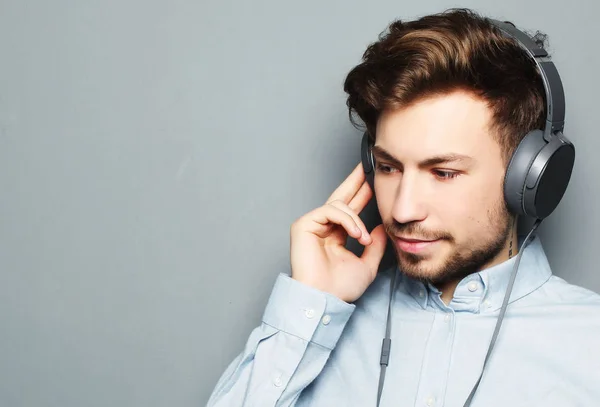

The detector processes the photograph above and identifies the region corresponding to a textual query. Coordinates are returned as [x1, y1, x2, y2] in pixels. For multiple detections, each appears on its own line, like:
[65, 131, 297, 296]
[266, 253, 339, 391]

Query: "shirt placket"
[413, 298, 457, 407]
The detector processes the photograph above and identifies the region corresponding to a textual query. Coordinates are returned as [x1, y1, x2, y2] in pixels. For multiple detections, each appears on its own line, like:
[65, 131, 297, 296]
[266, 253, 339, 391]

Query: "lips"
[394, 236, 441, 254]
[397, 237, 435, 243]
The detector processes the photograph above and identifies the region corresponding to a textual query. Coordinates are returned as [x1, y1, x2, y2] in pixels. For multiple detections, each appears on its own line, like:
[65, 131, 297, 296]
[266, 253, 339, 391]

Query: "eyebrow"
[371, 145, 474, 169]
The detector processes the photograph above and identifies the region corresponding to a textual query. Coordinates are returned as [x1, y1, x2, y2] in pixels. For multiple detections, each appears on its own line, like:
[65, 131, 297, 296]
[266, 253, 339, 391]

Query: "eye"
[376, 163, 398, 174]
[433, 170, 460, 180]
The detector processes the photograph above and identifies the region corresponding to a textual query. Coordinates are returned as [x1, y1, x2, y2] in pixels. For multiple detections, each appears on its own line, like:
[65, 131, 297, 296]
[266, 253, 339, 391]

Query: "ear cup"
[361, 132, 375, 190]
[524, 135, 575, 218]
[504, 130, 575, 219]
[504, 130, 548, 216]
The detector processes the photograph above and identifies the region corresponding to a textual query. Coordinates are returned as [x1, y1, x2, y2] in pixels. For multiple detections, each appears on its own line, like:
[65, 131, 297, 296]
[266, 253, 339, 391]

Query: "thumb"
[361, 224, 388, 276]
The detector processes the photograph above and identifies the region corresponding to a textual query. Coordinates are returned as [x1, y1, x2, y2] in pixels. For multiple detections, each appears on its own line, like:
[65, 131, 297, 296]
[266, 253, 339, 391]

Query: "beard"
[385, 200, 513, 287]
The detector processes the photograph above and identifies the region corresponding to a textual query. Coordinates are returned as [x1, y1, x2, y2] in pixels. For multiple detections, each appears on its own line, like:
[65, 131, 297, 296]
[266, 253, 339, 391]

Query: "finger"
[326, 162, 365, 205]
[328, 200, 372, 245]
[360, 224, 388, 278]
[305, 204, 363, 240]
[348, 180, 373, 213]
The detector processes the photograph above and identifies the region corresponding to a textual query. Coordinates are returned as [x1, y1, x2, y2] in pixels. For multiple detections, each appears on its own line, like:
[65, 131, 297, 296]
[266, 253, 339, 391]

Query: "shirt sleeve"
[206, 272, 356, 406]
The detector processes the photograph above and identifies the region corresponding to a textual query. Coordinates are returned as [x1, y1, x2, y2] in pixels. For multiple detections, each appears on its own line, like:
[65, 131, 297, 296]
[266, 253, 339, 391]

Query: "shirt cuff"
[262, 273, 356, 350]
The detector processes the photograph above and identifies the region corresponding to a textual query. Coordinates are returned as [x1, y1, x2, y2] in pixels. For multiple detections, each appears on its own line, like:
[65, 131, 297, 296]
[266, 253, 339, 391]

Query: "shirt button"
[444, 314, 451, 323]
[426, 396, 435, 406]
[468, 282, 479, 292]
[484, 300, 492, 308]
[273, 376, 282, 387]
[304, 309, 315, 319]
[322, 315, 331, 325]
[419, 290, 425, 297]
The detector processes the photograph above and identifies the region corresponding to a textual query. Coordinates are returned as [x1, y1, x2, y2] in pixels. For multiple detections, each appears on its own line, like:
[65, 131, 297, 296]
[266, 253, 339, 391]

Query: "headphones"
[361, 19, 575, 220]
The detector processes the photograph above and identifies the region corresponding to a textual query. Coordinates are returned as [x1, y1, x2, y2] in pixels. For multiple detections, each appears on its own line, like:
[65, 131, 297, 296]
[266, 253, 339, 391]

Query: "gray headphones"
[361, 19, 575, 220]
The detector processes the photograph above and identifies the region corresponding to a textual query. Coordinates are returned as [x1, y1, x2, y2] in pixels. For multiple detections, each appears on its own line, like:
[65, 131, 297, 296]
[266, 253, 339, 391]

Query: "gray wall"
[1, 0, 598, 406]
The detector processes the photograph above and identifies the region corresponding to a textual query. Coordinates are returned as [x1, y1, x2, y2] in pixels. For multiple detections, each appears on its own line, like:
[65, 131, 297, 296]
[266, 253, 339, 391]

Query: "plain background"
[1, 0, 598, 406]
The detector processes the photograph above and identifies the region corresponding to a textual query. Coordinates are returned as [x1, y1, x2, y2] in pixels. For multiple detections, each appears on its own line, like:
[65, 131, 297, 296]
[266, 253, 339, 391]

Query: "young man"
[207, 8, 600, 407]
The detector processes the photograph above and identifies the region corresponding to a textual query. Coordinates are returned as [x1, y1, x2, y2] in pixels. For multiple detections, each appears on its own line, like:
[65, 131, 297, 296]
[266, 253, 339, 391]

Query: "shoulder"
[537, 275, 600, 308]
[524, 275, 600, 332]
[523, 277, 600, 386]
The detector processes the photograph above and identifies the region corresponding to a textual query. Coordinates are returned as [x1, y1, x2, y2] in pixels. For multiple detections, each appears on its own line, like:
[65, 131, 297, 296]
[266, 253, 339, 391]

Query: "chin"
[395, 239, 506, 286]
[396, 255, 447, 283]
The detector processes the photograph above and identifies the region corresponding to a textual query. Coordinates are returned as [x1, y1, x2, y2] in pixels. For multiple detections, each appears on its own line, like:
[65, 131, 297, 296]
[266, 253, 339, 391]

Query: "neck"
[438, 219, 519, 305]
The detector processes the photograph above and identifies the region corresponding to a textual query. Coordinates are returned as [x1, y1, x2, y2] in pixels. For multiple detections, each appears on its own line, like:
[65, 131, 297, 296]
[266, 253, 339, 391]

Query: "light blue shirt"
[207, 235, 600, 406]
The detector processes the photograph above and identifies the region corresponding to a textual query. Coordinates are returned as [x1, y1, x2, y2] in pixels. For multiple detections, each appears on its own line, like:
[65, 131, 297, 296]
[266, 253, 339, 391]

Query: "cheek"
[434, 190, 476, 226]
[374, 177, 407, 225]
[434, 177, 503, 227]
[374, 184, 394, 219]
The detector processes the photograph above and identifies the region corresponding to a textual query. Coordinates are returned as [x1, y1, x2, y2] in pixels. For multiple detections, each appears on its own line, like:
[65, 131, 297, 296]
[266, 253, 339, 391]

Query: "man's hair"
[344, 8, 548, 163]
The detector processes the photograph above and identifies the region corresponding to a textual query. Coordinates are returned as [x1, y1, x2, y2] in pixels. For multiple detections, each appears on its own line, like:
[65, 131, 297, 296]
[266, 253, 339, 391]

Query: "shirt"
[206, 235, 600, 406]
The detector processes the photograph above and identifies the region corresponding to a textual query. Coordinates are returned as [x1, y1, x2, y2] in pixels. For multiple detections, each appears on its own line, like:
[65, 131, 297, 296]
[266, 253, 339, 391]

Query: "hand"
[290, 162, 388, 303]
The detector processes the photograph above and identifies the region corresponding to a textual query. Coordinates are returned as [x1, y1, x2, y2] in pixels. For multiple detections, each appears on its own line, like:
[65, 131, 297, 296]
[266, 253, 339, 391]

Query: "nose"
[391, 170, 427, 225]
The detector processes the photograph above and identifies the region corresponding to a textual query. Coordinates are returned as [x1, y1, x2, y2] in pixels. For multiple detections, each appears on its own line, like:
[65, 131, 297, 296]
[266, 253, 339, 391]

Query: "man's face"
[373, 90, 513, 286]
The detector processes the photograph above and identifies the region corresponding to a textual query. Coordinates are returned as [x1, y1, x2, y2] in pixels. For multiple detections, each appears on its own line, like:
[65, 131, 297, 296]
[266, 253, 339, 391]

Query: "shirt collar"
[403, 234, 552, 313]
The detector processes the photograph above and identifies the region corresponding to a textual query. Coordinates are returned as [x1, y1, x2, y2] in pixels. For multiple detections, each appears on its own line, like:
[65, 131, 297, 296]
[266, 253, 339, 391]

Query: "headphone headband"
[489, 19, 566, 140]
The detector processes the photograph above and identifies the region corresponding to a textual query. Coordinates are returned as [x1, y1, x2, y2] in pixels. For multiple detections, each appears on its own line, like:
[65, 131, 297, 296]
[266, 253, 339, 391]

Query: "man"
[207, 8, 600, 407]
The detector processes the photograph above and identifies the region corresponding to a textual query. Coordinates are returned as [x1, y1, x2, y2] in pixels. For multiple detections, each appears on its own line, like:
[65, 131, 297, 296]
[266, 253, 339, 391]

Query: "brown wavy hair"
[343, 8, 548, 163]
